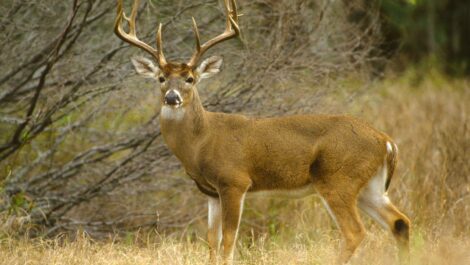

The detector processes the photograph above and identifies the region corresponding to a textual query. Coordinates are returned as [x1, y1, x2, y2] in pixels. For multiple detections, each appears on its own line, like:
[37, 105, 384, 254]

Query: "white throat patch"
[160, 105, 185, 121]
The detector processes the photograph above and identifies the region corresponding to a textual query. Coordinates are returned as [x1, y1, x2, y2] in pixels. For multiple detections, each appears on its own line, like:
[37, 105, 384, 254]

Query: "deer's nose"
[164, 89, 182, 106]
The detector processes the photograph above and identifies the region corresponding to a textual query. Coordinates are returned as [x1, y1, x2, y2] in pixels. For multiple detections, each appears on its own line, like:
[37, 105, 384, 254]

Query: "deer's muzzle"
[164, 89, 182, 107]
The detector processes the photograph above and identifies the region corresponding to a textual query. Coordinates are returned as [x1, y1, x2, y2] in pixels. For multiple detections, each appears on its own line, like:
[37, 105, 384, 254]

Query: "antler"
[187, 0, 240, 68]
[114, 0, 167, 67]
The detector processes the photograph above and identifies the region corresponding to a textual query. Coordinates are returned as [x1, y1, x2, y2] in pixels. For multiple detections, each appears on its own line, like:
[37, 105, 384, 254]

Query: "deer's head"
[115, 0, 239, 111]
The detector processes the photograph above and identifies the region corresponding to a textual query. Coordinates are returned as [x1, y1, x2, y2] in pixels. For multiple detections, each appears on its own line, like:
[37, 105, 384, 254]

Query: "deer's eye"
[158, 76, 165, 83]
[186, 77, 194, 83]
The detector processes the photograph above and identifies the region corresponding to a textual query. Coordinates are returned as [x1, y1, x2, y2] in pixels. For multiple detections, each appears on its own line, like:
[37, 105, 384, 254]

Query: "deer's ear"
[196, 56, 223, 80]
[131, 57, 159, 79]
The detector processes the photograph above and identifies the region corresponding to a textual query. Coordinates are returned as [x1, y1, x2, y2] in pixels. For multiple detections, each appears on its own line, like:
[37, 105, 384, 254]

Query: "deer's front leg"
[219, 186, 247, 265]
[208, 196, 222, 264]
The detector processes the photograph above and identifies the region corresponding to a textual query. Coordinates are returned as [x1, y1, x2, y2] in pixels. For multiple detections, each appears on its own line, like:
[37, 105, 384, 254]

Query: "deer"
[114, 0, 411, 264]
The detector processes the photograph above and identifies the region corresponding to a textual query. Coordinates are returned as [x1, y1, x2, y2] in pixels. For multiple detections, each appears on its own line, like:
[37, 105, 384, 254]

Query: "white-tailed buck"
[115, 0, 411, 264]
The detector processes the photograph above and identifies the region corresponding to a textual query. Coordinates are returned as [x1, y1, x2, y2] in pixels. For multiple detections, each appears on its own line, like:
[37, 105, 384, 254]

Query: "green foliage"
[378, 0, 470, 75]
[8, 191, 34, 215]
[381, 0, 414, 28]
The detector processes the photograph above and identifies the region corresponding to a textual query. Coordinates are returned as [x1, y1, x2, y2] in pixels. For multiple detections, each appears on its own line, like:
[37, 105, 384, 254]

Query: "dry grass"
[1, 72, 469, 265]
[1, 227, 469, 265]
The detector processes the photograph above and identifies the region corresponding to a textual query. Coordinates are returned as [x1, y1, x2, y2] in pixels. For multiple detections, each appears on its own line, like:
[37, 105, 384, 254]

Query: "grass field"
[1, 227, 469, 265]
[1, 72, 469, 265]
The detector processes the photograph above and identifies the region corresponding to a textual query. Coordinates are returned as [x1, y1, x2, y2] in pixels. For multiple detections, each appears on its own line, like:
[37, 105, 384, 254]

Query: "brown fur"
[123, 51, 413, 263]
[156, 75, 411, 264]
[160, 63, 193, 76]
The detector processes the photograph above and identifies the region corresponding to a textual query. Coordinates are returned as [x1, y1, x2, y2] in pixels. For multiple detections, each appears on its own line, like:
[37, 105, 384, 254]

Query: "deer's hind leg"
[316, 177, 366, 265]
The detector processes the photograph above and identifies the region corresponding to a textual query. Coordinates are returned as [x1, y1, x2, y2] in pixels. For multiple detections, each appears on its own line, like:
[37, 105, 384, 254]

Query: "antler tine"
[128, 0, 138, 36]
[191, 17, 202, 54]
[156, 23, 168, 66]
[114, 0, 167, 67]
[228, 0, 240, 35]
[187, 0, 240, 68]
[226, 0, 239, 29]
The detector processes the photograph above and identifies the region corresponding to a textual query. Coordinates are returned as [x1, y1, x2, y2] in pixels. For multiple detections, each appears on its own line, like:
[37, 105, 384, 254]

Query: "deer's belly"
[247, 184, 317, 199]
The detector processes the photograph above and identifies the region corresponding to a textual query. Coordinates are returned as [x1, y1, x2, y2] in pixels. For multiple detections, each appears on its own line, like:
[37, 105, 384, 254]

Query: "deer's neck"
[159, 90, 208, 167]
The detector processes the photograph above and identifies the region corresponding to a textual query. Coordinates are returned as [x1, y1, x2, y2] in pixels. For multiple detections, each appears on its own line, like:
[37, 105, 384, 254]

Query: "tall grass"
[1, 227, 469, 265]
